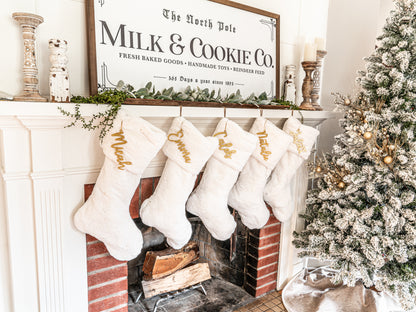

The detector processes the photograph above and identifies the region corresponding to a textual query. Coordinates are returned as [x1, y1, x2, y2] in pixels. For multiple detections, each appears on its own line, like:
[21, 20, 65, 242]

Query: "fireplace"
[83, 172, 282, 311]
[0, 102, 332, 312]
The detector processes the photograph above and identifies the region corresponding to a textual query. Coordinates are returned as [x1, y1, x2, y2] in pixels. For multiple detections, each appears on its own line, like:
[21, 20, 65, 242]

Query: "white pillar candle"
[314, 37, 326, 51]
[303, 43, 317, 62]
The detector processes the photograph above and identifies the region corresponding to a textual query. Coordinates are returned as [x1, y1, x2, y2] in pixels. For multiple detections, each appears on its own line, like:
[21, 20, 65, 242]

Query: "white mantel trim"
[1, 100, 336, 120]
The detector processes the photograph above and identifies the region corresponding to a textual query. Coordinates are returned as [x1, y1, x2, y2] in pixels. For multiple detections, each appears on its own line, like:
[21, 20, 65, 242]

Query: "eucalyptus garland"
[59, 81, 297, 141]
[58, 89, 127, 142]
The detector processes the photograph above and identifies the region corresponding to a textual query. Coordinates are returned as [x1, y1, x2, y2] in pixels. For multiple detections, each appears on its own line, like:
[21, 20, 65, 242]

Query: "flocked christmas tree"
[293, 0, 416, 309]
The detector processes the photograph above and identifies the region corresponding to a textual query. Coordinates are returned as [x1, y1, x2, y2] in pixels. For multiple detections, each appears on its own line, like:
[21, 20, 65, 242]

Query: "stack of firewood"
[141, 241, 211, 298]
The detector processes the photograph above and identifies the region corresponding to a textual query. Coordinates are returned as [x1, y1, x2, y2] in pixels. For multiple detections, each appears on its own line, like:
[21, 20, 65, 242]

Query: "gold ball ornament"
[315, 166, 322, 173]
[363, 131, 373, 140]
[389, 145, 395, 151]
[344, 98, 351, 106]
[383, 156, 393, 165]
[337, 181, 346, 189]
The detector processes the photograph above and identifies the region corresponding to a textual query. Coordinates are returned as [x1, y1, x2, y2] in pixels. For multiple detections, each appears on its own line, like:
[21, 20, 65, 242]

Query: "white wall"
[0, 0, 330, 98]
[378, 0, 395, 36]
[1, 0, 89, 97]
[318, 0, 387, 152]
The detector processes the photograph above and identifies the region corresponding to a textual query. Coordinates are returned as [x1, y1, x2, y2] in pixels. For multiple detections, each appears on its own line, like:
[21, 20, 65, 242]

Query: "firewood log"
[142, 241, 199, 280]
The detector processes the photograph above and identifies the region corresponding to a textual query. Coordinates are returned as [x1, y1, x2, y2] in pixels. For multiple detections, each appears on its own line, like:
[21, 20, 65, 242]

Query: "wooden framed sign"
[86, 0, 280, 98]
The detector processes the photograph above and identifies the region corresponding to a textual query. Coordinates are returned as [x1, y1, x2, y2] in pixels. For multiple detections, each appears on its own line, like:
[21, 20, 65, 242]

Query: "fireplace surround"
[83, 175, 282, 311]
[0, 101, 334, 312]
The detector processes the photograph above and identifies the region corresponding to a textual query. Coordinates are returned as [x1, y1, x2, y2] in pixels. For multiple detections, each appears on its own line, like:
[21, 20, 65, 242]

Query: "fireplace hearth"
[128, 277, 254, 312]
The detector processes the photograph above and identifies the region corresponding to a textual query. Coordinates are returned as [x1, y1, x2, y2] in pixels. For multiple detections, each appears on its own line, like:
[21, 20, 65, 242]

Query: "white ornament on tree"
[228, 117, 293, 229]
[186, 118, 257, 240]
[49, 39, 70, 102]
[74, 110, 166, 261]
[264, 117, 319, 221]
[140, 117, 217, 249]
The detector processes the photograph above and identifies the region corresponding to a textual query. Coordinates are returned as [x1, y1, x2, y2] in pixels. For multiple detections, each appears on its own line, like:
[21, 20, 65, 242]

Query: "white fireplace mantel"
[0, 101, 338, 312]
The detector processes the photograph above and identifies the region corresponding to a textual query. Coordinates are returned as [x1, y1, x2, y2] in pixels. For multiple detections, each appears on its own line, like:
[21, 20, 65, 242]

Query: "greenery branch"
[59, 81, 299, 142]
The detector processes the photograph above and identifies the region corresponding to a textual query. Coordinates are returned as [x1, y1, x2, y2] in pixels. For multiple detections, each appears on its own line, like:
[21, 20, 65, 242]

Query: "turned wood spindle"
[13, 12, 47, 102]
[49, 39, 70, 102]
[299, 61, 317, 110]
[311, 50, 327, 111]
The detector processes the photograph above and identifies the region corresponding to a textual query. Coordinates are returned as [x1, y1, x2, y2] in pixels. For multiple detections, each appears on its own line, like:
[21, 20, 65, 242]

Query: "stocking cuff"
[211, 118, 257, 171]
[283, 117, 320, 160]
[101, 109, 166, 174]
[249, 117, 293, 170]
[163, 117, 217, 174]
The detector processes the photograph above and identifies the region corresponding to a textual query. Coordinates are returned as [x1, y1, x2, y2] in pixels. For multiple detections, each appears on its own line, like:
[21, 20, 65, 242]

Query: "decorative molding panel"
[33, 180, 65, 312]
[18, 116, 68, 130]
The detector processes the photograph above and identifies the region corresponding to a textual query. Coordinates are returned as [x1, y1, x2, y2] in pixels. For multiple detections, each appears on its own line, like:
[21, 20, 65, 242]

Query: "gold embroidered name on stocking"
[168, 129, 191, 163]
[289, 128, 306, 154]
[214, 131, 236, 159]
[111, 129, 132, 170]
[257, 131, 272, 161]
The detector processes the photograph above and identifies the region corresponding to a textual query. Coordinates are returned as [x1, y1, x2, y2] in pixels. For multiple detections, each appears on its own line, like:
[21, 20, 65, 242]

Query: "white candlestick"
[314, 37, 326, 51]
[304, 43, 317, 62]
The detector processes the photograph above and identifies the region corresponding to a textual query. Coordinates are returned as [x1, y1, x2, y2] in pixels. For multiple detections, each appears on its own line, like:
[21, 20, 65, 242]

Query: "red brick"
[258, 253, 279, 268]
[89, 292, 128, 312]
[257, 272, 277, 288]
[246, 268, 277, 288]
[257, 263, 278, 278]
[259, 234, 280, 248]
[88, 279, 127, 302]
[84, 184, 94, 201]
[129, 186, 140, 219]
[255, 282, 277, 297]
[247, 262, 278, 280]
[86, 234, 99, 244]
[140, 178, 153, 202]
[266, 214, 279, 226]
[88, 265, 127, 287]
[258, 244, 279, 258]
[87, 242, 108, 258]
[259, 224, 281, 237]
[87, 255, 126, 273]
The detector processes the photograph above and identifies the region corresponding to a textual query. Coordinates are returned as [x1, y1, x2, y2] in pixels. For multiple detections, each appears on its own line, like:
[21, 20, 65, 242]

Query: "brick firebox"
[83, 177, 282, 312]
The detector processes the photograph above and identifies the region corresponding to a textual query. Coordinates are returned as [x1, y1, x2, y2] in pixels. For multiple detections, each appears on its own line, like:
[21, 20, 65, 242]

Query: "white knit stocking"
[228, 117, 293, 229]
[186, 118, 257, 240]
[264, 117, 319, 222]
[140, 117, 217, 249]
[74, 110, 166, 261]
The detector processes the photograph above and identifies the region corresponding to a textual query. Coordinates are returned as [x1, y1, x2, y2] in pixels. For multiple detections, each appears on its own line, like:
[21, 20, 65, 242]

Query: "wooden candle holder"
[311, 50, 327, 111]
[13, 12, 47, 102]
[299, 61, 317, 110]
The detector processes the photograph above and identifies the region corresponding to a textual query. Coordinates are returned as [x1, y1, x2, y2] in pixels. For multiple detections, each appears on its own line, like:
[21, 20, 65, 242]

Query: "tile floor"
[234, 291, 288, 312]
